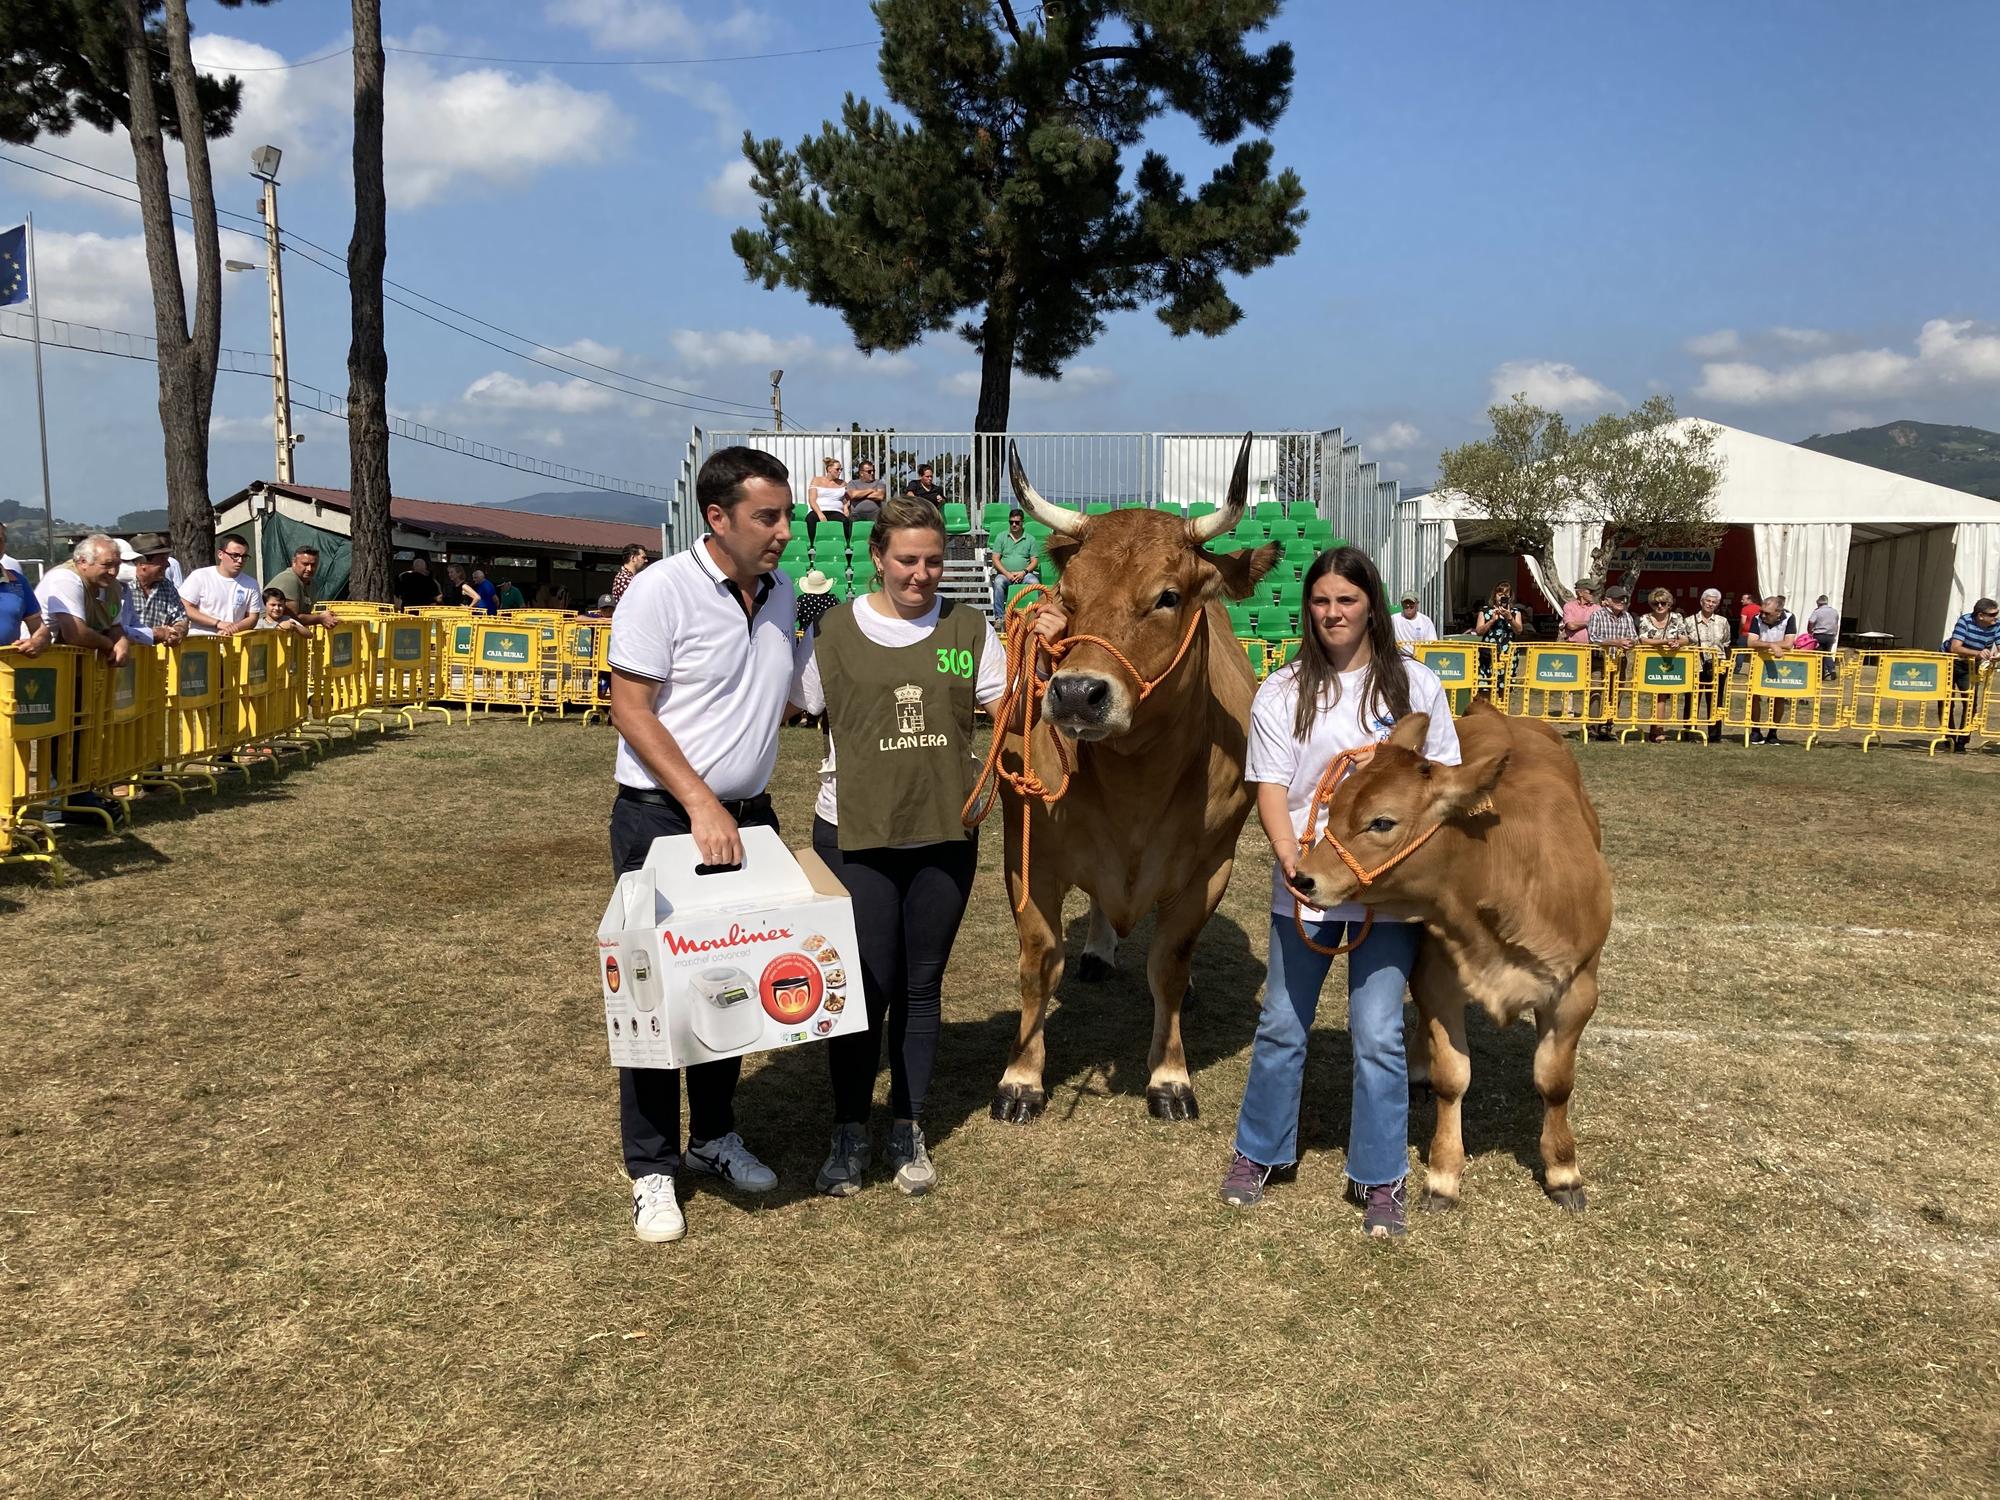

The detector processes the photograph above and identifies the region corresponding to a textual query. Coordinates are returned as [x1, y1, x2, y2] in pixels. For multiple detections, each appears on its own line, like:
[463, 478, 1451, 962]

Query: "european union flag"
[0, 224, 27, 308]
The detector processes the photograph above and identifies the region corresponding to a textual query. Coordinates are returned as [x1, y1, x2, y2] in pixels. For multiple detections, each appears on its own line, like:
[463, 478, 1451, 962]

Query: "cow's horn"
[1008, 443, 1085, 536]
[1188, 433, 1255, 544]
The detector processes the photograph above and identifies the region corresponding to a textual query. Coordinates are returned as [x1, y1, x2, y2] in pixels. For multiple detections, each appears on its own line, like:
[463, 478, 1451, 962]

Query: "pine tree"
[733, 0, 1306, 443]
[345, 0, 392, 603]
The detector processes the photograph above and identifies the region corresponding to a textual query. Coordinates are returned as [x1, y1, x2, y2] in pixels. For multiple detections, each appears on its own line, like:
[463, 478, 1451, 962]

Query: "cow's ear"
[1385, 713, 1430, 752]
[1207, 542, 1281, 601]
[1044, 534, 1081, 575]
[1433, 749, 1508, 821]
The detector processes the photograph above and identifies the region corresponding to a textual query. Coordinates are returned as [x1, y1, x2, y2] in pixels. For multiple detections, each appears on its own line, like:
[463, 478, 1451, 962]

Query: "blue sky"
[3, 0, 1997, 522]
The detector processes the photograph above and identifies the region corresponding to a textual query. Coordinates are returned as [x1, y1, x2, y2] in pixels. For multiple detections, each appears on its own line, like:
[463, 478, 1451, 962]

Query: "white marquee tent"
[1419, 420, 2000, 646]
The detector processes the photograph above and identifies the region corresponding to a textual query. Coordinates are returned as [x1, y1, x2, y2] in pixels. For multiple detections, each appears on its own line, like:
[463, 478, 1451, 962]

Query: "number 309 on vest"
[936, 647, 975, 678]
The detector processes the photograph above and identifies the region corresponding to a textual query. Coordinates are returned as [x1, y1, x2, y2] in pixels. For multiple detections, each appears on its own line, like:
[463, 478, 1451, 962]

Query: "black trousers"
[610, 792, 779, 1177]
[811, 817, 977, 1124]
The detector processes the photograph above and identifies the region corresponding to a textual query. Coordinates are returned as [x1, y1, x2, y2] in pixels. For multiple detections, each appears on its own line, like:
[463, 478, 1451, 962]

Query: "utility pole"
[251, 145, 297, 485]
[770, 368, 784, 432]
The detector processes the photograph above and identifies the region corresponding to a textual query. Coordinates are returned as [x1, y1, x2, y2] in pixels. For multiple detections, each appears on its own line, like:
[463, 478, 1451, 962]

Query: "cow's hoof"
[989, 1085, 1046, 1124]
[1076, 952, 1114, 982]
[1420, 1190, 1459, 1214]
[1546, 1184, 1588, 1213]
[1145, 1083, 1199, 1121]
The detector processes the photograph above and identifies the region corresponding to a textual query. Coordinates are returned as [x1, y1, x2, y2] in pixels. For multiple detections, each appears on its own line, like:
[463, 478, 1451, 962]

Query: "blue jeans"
[1233, 913, 1422, 1185]
[991, 576, 1013, 622]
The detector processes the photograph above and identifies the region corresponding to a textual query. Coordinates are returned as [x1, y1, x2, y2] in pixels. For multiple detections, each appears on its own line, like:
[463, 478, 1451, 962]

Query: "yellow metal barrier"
[1502, 645, 1616, 732]
[1968, 660, 1998, 748]
[564, 620, 612, 724]
[1411, 640, 1487, 714]
[375, 616, 453, 726]
[464, 620, 547, 721]
[221, 632, 301, 769]
[1849, 651, 1958, 755]
[1721, 648, 1837, 748]
[163, 637, 235, 785]
[82, 647, 173, 808]
[308, 622, 380, 737]
[1, 645, 82, 875]
[1608, 647, 1711, 743]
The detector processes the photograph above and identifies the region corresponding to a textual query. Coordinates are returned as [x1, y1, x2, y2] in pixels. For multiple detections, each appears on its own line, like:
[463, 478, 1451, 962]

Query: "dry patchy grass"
[3, 721, 1997, 1498]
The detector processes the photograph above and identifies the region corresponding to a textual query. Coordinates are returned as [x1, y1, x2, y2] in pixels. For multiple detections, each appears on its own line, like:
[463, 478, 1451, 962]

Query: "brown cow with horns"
[990, 435, 1278, 1122]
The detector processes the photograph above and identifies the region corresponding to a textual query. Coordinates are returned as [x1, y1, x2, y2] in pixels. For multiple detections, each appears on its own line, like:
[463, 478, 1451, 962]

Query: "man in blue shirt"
[1945, 596, 1999, 752]
[467, 567, 499, 615]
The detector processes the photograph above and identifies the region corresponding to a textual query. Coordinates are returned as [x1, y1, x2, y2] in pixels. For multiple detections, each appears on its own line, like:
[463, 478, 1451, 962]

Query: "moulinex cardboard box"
[596, 826, 866, 1069]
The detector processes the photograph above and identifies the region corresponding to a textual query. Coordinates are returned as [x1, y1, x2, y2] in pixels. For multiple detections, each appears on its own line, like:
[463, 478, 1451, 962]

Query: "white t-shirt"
[808, 479, 848, 517]
[607, 539, 797, 800]
[1391, 611, 1438, 645]
[36, 568, 155, 645]
[1246, 656, 1461, 923]
[180, 565, 263, 634]
[792, 596, 1006, 828]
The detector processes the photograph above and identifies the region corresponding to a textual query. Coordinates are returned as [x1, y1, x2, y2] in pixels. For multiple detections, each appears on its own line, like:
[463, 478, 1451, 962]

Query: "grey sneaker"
[1361, 1178, 1408, 1238]
[1219, 1151, 1273, 1207]
[815, 1122, 871, 1197]
[681, 1132, 777, 1194]
[888, 1120, 936, 1196]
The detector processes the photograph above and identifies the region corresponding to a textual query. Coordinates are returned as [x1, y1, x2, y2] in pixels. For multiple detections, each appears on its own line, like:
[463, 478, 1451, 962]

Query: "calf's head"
[1010, 436, 1276, 739]
[1290, 714, 1508, 909]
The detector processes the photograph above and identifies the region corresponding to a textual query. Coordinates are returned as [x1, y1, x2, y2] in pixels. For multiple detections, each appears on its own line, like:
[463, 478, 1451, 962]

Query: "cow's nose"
[1293, 872, 1315, 896]
[1049, 674, 1110, 717]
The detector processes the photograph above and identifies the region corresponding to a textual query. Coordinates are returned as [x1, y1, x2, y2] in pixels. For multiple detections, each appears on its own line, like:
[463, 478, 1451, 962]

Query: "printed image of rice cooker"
[689, 966, 763, 1055]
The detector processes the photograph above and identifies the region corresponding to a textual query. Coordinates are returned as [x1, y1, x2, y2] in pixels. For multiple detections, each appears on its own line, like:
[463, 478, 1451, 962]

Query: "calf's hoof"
[989, 1084, 1047, 1124]
[1546, 1184, 1588, 1213]
[1420, 1190, 1459, 1213]
[1145, 1083, 1199, 1121]
[1076, 952, 1114, 982]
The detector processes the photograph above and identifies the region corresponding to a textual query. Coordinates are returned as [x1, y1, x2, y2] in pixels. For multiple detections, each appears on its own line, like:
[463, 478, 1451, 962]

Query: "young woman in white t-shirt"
[1222, 546, 1461, 1237]
[806, 456, 849, 548]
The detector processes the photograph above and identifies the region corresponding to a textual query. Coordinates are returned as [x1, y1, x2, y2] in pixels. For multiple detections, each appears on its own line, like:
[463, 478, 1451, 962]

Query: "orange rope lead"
[1291, 745, 1450, 957]
[962, 586, 1207, 912]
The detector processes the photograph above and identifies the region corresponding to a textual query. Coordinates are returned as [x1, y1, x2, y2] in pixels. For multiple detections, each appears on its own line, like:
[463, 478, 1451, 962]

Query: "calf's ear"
[1207, 542, 1281, 600]
[1385, 713, 1431, 752]
[1432, 749, 1508, 821]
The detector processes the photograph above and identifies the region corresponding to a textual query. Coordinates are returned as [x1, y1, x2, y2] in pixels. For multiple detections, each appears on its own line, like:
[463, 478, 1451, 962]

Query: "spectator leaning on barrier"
[394, 554, 442, 609]
[0, 528, 52, 655]
[1685, 588, 1732, 744]
[605, 444, 798, 1244]
[1585, 587, 1636, 740]
[128, 533, 187, 645]
[256, 587, 311, 635]
[1945, 596, 2000, 754]
[1635, 588, 1689, 743]
[612, 544, 650, 608]
[1391, 591, 1438, 647]
[1744, 596, 1799, 745]
[268, 545, 339, 629]
[38, 535, 133, 663]
[181, 537, 262, 636]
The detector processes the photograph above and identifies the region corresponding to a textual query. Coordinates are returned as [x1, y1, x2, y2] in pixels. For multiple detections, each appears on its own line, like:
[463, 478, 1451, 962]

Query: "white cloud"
[1769, 325, 1833, 350]
[1489, 360, 1622, 412]
[670, 326, 913, 376]
[461, 370, 629, 414]
[1684, 329, 1741, 358]
[703, 158, 759, 217]
[209, 410, 276, 443]
[1693, 318, 2000, 406]
[943, 365, 1116, 400]
[1364, 421, 1422, 454]
[545, 0, 771, 53]
[26, 227, 250, 326]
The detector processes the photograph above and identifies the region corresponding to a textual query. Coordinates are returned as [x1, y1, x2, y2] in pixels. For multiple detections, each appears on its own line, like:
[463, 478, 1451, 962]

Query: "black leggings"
[811, 817, 977, 1123]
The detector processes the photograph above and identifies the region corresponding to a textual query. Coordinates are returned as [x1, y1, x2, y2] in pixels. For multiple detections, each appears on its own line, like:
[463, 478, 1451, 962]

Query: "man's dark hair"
[697, 446, 791, 519]
[292, 544, 320, 560]
[622, 543, 648, 563]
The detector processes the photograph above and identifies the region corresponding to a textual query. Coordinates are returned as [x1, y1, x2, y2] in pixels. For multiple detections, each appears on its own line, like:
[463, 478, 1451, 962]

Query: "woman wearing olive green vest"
[791, 496, 1062, 1197]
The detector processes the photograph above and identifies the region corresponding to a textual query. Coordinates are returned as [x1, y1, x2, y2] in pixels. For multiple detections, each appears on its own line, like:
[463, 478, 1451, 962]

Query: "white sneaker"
[631, 1173, 686, 1243]
[681, 1132, 778, 1193]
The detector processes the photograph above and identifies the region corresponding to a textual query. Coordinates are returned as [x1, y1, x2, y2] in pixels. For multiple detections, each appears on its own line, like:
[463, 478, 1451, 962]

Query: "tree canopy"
[732, 0, 1307, 433]
[1437, 394, 1725, 601]
[0, 1, 245, 146]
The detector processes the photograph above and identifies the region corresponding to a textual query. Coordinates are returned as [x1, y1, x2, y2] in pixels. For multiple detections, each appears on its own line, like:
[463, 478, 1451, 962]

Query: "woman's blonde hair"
[1648, 587, 1674, 606]
[867, 496, 947, 560]
[823, 455, 841, 470]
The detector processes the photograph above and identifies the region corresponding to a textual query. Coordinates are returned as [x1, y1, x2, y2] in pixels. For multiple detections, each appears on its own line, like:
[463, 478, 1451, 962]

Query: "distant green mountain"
[484, 489, 664, 527]
[1797, 420, 2000, 500]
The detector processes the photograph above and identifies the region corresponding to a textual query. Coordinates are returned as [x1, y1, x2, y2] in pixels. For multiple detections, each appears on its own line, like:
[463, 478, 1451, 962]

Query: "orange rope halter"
[962, 584, 1208, 912]
[1289, 745, 1451, 957]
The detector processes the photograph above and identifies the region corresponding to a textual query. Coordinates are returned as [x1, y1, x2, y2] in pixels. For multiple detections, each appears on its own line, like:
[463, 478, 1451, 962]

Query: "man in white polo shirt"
[179, 535, 262, 636]
[607, 445, 797, 1244]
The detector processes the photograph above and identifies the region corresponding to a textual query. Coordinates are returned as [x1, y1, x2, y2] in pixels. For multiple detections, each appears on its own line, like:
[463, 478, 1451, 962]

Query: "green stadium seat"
[1277, 581, 1304, 612]
[1024, 519, 1053, 542]
[1253, 501, 1285, 523]
[1265, 518, 1302, 542]
[792, 502, 810, 523]
[941, 503, 971, 535]
[1281, 540, 1316, 567]
[1230, 522, 1267, 548]
[849, 520, 874, 550]
[1084, 502, 1115, 517]
[1186, 501, 1219, 520]
[1286, 501, 1318, 520]
[1255, 609, 1293, 642]
[1225, 601, 1254, 634]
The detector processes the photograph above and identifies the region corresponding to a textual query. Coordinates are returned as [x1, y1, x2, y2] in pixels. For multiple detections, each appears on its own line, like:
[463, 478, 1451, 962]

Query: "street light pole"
[251, 145, 297, 486]
[770, 368, 784, 433]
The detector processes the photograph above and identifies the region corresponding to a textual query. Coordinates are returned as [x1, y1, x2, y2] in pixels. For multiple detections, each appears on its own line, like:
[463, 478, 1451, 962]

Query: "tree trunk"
[345, 0, 393, 604]
[971, 272, 1017, 509]
[117, 0, 212, 570]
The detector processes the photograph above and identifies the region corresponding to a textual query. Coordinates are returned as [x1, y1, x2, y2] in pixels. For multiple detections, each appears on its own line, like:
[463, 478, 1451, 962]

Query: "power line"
[11, 142, 772, 417]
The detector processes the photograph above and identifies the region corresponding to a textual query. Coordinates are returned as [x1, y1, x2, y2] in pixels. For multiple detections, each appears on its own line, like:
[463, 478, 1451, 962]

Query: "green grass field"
[4, 719, 1997, 1498]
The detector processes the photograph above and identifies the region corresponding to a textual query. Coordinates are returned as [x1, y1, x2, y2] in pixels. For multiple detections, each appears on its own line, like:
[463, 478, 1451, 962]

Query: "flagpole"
[25, 212, 55, 568]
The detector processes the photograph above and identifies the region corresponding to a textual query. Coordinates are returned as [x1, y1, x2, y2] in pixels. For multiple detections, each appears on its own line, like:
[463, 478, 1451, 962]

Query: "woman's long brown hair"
[1291, 545, 1412, 741]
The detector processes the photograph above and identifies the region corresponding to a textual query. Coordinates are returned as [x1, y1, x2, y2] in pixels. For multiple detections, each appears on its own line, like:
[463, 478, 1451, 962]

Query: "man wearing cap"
[606, 445, 797, 1244]
[127, 533, 188, 645]
[795, 568, 838, 635]
[1390, 591, 1437, 648]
